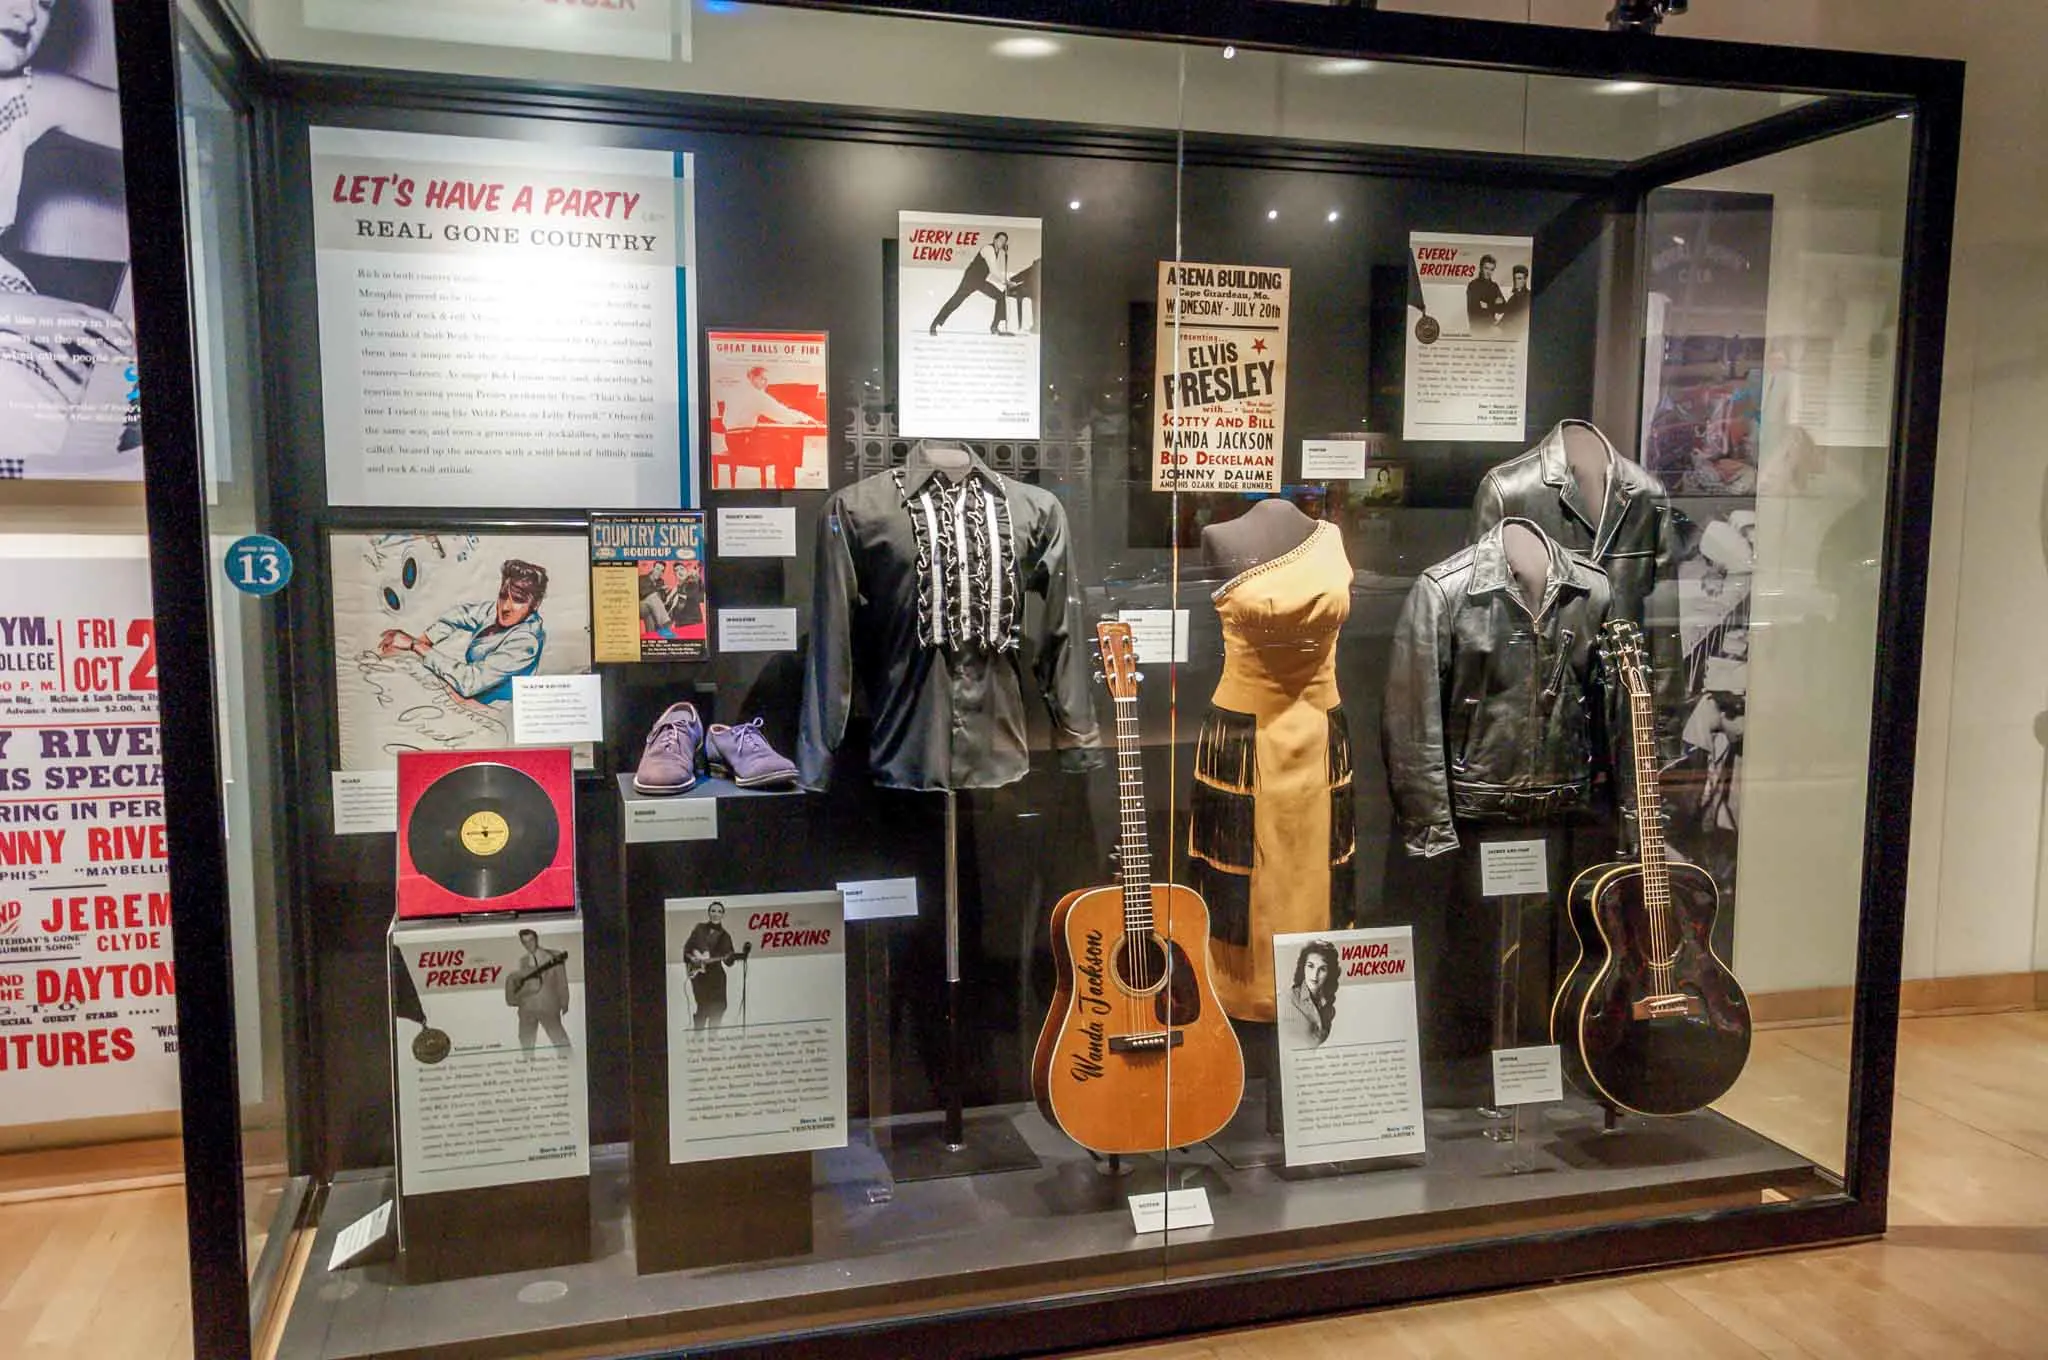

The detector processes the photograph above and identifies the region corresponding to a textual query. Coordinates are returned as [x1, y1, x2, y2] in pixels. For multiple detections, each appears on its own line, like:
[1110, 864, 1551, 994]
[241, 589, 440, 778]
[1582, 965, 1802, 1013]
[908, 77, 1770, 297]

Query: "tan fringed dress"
[1188, 520, 1357, 1022]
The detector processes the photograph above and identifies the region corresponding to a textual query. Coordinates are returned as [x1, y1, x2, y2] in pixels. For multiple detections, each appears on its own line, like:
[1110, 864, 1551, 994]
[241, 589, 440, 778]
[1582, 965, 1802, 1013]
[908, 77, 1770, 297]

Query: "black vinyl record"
[406, 762, 562, 902]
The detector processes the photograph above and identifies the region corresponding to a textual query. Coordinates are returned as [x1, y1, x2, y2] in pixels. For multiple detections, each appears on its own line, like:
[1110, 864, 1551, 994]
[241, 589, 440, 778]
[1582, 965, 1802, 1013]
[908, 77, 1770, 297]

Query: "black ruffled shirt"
[798, 444, 1101, 791]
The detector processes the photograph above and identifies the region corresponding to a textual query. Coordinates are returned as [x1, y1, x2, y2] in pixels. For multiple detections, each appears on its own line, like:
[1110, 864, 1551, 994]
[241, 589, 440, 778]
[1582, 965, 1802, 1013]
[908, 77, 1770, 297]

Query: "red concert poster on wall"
[0, 542, 175, 1121]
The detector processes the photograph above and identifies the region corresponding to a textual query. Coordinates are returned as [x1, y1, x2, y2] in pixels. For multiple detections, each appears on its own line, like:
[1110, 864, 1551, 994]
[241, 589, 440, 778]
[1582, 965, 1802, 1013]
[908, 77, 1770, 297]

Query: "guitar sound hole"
[1114, 933, 1169, 994]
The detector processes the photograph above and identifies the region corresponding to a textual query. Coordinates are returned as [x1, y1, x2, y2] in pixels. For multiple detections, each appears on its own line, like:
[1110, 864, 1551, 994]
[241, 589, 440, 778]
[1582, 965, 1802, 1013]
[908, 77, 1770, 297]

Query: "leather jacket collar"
[1465, 517, 1604, 617]
[1529, 419, 1636, 556]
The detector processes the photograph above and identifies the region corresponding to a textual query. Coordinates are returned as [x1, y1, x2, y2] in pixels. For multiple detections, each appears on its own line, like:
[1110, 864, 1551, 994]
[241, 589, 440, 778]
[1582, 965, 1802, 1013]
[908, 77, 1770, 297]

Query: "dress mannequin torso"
[1202, 498, 1318, 575]
[1501, 520, 1550, 614]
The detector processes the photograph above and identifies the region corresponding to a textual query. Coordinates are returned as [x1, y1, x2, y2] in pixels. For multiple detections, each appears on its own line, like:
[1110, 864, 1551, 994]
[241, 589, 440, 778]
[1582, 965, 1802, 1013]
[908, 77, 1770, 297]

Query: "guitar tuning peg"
[1134, 671, 1145, 684]
[1092, 670, 1105, 683]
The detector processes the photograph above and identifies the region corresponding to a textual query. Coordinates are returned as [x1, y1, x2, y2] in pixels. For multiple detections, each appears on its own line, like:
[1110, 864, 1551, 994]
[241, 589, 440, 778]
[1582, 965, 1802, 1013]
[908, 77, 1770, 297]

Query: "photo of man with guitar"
[682, 902, 752, 1030]
[506, 927, 572, 1056]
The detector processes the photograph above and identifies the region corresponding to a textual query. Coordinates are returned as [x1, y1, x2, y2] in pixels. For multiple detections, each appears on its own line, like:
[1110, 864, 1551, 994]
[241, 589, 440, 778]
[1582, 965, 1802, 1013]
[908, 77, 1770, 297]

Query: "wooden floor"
[5, 1012, 2048, 1358]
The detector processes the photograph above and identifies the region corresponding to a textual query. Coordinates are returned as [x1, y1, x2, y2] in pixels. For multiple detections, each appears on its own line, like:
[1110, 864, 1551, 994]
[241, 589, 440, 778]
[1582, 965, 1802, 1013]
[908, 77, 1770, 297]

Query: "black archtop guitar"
[1551, 620, 1752, 1117]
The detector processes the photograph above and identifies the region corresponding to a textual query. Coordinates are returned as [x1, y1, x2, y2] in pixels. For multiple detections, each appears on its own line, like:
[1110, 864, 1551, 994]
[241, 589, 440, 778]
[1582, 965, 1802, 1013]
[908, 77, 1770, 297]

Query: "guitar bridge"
[1108, 1031, 1184, 1054]
[1632, 993, 1702, 1021]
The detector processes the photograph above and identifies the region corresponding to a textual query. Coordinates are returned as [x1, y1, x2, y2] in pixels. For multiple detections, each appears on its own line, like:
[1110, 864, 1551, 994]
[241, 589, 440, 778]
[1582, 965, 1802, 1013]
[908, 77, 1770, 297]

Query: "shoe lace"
[649, 721, 689, 755]
[727, 717, 770, 755]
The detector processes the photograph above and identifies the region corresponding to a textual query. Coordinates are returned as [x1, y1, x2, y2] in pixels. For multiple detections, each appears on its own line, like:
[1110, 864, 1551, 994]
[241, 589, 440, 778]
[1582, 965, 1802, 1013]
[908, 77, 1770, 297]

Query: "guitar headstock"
[1094, 620, 1141, 701]
[1598, 619, 1651, 700]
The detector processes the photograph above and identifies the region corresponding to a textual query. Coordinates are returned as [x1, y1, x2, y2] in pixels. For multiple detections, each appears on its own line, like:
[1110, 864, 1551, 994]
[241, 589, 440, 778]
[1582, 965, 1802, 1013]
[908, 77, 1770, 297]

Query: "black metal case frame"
[117, 0, 1962, 1356]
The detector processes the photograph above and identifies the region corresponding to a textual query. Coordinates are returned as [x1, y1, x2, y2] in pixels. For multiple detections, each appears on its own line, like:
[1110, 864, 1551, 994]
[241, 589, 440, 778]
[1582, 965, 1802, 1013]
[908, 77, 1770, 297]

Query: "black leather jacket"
[1473, 419, 1684, 765]
[1471, 420, 1675, 626]
[1381, 520, 1614, 858]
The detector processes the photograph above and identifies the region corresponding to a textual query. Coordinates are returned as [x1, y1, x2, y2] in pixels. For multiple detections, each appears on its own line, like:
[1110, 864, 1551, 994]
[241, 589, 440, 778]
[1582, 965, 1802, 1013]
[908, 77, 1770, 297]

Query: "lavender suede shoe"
[705, 718, 798, 788]
[633, 701, 703, 795]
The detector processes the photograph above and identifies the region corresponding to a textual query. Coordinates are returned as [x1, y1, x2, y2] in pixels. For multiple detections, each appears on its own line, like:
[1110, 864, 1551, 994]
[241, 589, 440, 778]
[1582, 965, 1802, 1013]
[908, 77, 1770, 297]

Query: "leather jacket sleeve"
[1025, 497, 1103, 761]
[797, 499, 860, 790]
[1381, 572, 1459, 858]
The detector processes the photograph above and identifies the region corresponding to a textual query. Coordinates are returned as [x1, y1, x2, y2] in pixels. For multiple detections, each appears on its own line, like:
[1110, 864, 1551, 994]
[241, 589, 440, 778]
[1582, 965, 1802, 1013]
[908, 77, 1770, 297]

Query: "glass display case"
[116, 1, 1961, 1355]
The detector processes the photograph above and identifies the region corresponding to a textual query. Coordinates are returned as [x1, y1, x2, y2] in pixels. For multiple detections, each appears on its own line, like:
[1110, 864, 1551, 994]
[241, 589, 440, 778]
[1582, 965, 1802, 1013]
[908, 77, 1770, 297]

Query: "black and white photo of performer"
[1279, 939, 1341, 1051]
[505, 927, 572, 1056]
[0, 0, 135, 480]
[1466, 253, 1507, 332]
[928, 230, 1013, 336]
[1499, 264, 1532, 336]
[682, 901, 751, 1030]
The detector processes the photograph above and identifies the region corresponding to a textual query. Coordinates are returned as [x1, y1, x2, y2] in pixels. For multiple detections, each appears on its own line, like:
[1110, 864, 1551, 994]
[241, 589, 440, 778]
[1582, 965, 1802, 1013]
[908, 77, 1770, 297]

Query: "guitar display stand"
[879, 790, 1042, 1183]
[1488, 888, 1542, 1174]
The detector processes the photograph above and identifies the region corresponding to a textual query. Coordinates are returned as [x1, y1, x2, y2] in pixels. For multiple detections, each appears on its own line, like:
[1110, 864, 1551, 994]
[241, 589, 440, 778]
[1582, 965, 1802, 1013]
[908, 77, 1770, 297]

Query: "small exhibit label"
[332, 770, 398, 835]
[1128, 1188, 1214, 1235]
[1300, 439, 1371, 481]
[837, 876, 919, 922]
[512, 674, 605, 745]
[327, 1200, 393, 1272]
[1479, 838, 1548, 896]
[1118, 608, 1190, 665]
[718, 607, 798, 653]
[717, 507, 798, 558]
[624, 796, 718, 843]
[1491, 1044, 1565, 1107]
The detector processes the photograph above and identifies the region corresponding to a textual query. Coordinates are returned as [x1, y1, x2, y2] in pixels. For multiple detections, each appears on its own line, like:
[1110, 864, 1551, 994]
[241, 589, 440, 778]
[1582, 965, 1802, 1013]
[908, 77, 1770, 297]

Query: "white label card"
[1128, 1188, 1215, 1235]
[512, 674, 605, 745]
[1118, 609, 1190, 665]
[1492, 1044, 1565, 1106]
[838, 877, 919, 922]
[624, 796, 719, 843]
[718, 608, 799, 653]
[332, 770, 399, 835]
[327, 1200, 394, 1272]
[717, 507, 799, 558]
[1300, 439, 1370, 481]
[1479, 839, 1548, 896]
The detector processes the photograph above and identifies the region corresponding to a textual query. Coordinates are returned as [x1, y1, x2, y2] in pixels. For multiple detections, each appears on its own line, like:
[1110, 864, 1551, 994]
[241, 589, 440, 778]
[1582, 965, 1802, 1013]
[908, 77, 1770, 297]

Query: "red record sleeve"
[395, 747, 577, 918]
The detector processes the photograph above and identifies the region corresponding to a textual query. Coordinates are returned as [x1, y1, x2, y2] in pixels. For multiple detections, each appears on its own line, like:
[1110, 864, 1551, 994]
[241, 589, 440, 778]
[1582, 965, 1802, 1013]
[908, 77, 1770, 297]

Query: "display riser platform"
[277, 1098, 1833, 1360]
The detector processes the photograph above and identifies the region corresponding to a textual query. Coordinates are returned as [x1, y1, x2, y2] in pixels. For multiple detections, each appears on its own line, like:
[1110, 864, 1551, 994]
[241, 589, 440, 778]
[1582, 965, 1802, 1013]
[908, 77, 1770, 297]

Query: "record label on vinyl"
[407, 763, 562, 902]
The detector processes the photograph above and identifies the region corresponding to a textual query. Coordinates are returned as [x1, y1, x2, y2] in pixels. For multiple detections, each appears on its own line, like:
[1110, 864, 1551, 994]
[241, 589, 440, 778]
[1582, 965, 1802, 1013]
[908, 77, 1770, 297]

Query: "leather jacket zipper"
[1543, 628, 1575, 699]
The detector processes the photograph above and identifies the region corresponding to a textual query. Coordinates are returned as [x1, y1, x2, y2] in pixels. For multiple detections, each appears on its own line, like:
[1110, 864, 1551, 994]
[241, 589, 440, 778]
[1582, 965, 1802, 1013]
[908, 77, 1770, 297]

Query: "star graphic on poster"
[1252, 338, 1268, 353]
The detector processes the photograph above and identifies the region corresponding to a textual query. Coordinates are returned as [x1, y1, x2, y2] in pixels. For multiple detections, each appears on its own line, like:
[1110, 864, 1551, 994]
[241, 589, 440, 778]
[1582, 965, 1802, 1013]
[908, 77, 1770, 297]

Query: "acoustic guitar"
[1551, 620, 1751, 1117]
[1031, 621, 1245, 1154]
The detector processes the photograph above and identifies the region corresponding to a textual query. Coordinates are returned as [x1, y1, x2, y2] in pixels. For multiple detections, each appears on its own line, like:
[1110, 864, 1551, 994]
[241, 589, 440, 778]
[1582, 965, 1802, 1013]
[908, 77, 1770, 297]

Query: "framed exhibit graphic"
[328, 529, 595, 774]
[308, 128, 701, 509]
[107, 1, 1963, 1356]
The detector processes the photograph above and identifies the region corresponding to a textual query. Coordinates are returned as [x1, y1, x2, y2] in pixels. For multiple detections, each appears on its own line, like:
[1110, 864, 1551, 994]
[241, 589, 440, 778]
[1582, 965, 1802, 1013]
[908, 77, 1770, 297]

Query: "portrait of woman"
[1280, 939, 1341, 1050]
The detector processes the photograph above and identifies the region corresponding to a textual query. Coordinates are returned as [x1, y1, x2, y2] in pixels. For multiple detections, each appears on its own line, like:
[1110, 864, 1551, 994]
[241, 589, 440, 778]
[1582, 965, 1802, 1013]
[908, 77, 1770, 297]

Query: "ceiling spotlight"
[1326, 210, 1340, 223]
[1266, 208, 1279, 220]
[1223, 45, 1237, 60]
[1607, 0, 1687, 32]
[991, 35, 1061, 59]
[1068, 199, 1081, 210]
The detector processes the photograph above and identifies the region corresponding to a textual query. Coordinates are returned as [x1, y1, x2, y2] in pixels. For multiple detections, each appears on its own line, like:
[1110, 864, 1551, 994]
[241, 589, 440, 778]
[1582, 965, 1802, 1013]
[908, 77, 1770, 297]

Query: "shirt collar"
[902, 440, 1000, 497]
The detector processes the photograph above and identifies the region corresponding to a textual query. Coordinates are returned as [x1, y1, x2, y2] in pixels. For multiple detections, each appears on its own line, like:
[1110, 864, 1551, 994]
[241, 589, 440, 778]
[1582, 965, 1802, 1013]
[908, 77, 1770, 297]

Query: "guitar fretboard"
[1629, 673, 1675, 993]
[1114, 694, 1154, 939]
